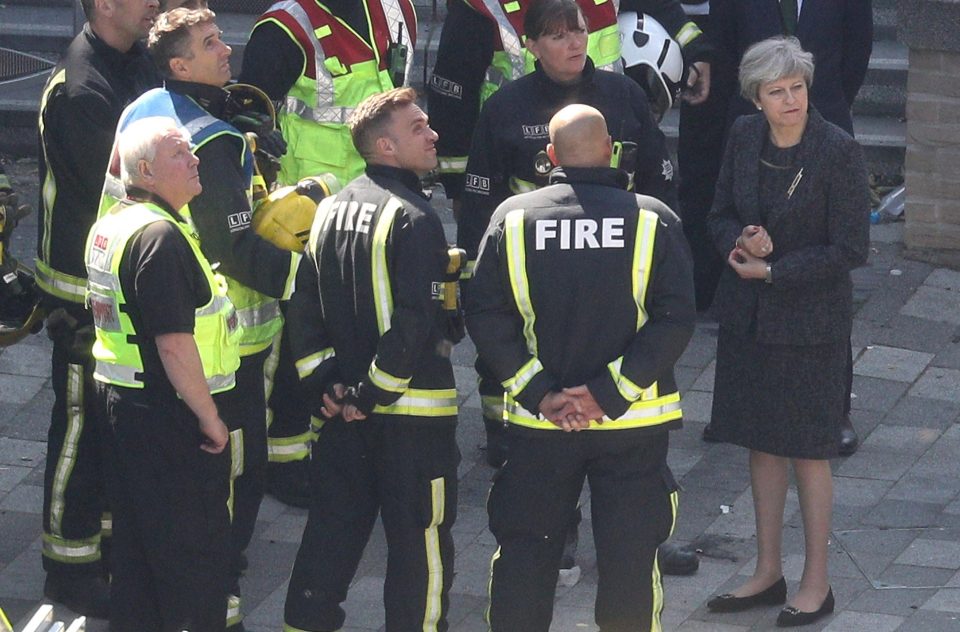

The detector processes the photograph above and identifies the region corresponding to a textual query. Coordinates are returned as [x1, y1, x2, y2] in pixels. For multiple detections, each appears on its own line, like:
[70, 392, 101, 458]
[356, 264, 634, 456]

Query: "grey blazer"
[707, 108, 870, 345]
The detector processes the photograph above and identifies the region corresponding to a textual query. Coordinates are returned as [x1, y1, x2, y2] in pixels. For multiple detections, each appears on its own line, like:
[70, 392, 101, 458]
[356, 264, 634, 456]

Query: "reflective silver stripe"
[373, 388, 458, 417]
[279, 1, 341, 122]
[480, 394, 504, 421]
[502, 356, 544, 398]
[49, 363, 84, 535]
[236, 300, 281, 329]
[102, 174, 125, 207]
[480, 0, 526, 83]
[295, 347, 335, 379]
[369, 361, 410, 393]
[504, 392, 681, 429]
[632, 210, 659, 330]
[285, 95, 354, 124]
[226, 594, 242, 627]
[675, 21, 703, 47]
[42, 535, 100, 560]
[607, 356, 645, 401]
[438, 156, 468, 173]
[503, 209, 537, 354]
[371, 197, 404, 335]
[95, 360, 235, 393]
[34, 261, 86, 302]
[422, 477, 445, 631]
[307, 195, 337, 256]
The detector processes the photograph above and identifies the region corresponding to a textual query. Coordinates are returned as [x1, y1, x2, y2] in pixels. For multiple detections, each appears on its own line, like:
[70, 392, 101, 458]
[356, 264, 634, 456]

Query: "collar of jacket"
[532, 57, 597, 96]
[165, 79, 229, 118]
[82, 23, 151, 74]
[549, 165, 628, 190]
[124, 187, 190, 224]
[365, 163, 427, 198]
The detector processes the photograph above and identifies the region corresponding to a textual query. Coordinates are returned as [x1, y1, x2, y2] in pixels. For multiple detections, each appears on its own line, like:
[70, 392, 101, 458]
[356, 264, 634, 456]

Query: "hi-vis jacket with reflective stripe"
[457, 59, 677, 274]
[85, 201, 241, 393]
[36, 25, 159, 306]
[249, 0, 416, 185]
[287, 164, 457, 422]
[465, 166, 695, 432]
[101, 86, 298, 356]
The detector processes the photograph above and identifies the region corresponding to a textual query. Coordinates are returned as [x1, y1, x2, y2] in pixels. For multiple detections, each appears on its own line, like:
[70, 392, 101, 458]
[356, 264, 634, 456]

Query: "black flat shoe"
[707, 576, 787, 613]
[776, 587, 835, 627]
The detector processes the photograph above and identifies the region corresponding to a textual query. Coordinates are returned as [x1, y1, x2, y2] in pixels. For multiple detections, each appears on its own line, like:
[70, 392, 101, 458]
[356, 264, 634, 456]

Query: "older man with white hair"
[86, 116, 240, 632]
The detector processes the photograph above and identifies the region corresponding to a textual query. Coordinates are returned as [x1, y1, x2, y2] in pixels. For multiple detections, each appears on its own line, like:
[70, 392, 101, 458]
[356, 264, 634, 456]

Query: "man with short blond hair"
[283, 87, 460, 632]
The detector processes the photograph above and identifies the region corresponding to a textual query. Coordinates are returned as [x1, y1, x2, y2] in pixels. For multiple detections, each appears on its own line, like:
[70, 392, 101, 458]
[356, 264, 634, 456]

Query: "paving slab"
[855, 345, 934, 382]
[901, 285, 960, 325]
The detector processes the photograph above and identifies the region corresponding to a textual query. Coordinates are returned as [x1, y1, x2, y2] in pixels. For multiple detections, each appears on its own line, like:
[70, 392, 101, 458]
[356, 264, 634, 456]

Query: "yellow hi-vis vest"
[85, 201, 241, 394]
[499, 207, 682, 430]
[255, 0, 416, 185]
[100, 88, 291, 356]
[467, 0, 623, 105]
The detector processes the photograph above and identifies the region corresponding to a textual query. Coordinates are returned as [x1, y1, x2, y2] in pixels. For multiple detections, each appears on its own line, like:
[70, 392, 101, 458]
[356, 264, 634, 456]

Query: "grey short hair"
[738, 36, 814, 102]
[118, 116, 184, 188]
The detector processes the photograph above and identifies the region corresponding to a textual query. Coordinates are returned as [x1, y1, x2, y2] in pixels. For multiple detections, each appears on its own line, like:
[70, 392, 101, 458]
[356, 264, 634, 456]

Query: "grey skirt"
[709, 326, 844, 459]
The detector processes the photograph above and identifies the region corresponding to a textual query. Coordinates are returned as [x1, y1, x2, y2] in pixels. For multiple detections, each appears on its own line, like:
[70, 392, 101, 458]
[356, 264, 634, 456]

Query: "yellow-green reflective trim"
[267, 431, 314, 463]
[100, 512, 113, 538]
[503, 0, 520, 12]
[227, 593, 243, 627]
[373, 388, 458, 417]
[372, 197, 403, 335]
[633, 210, 659, 330]
[295, 347, 335, 379]
[422, 477, 445, 631]
[49, 363, 84, 535]
[282, 251, 301, 300]
[650, 490, 678, 632]
[503, 391, 681, 430]
[310, 415, 325, 434]
[42, 533, 101, 564]
[34, 259, 86, 303]
[460, 260, 475, 280]
[39, 68, 66, 264]
[369, 361, 410, 393]
[501, 356, 543, 398]
[438, 156, 468, 173]
[314, 24, 332, 38]
[480, 394, 504, 421]
[504, 209, 537, 354]
[675, 21, 703, 47]
[607, 356, 646, 402]
[508, 176, 537, 194]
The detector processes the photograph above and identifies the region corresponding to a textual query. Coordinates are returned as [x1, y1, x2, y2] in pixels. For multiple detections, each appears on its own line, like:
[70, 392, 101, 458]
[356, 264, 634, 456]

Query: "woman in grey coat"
[704, 36, 869, 627]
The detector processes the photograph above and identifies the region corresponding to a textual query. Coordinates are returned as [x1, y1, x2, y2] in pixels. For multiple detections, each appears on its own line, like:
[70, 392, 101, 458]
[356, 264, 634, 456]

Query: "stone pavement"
[4, 156, 960, 631]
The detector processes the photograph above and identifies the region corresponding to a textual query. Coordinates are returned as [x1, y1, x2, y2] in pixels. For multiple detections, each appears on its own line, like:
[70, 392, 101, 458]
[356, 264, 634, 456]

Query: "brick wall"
[899, 0, 960, 255]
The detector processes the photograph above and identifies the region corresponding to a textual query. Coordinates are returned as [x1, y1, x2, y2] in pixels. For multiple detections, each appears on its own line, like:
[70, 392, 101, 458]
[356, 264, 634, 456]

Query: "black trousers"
[284, 416, 460, 632]
[677, 13, 730, 312]
[266, 312, 314, 465]
[42, 323, 108, 579]
[215, 346, 271, 628]
[488, 429, 677, 632]
[99, 384, 231, 632]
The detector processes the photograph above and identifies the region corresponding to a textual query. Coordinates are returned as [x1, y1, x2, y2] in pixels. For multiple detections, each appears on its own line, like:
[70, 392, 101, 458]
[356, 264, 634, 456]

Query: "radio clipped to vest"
[388, 24, 408, 88]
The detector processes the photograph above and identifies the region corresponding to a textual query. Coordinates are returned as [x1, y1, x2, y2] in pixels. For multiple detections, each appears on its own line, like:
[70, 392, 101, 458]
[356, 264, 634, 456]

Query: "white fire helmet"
[618, 12, 685, 122]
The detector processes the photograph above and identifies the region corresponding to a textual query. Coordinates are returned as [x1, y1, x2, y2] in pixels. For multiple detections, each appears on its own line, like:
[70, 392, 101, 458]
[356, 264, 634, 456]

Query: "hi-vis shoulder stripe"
[675, 21, 703, 47]
[306, 194, 337, 258]
[295, 347, 335, 379]
[372, 197, 404, 335]
[632, 210, 659, 331]
[504, 209, 537, 355]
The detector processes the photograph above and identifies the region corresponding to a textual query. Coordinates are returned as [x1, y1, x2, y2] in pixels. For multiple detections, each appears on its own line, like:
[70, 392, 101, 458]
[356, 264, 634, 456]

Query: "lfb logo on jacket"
[227, 210, 252, 233]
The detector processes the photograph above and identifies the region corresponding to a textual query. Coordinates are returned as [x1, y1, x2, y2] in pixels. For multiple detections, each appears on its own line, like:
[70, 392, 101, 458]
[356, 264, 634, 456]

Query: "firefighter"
[282, 87, 460, 632]
[238, 0, 417, 508]
[451, 0, 699, 578]
[427, 0, 712, 204]
[466, 103, 696, 631]
[35, 0, 161, 616]
[86, 117, 237, 632]
[100, 7, 300, 629]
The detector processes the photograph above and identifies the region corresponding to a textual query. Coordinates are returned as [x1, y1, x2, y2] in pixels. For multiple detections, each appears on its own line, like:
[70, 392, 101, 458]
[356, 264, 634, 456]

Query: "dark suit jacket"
[714, 0, 873, 134]
[707, 108, 870, 345]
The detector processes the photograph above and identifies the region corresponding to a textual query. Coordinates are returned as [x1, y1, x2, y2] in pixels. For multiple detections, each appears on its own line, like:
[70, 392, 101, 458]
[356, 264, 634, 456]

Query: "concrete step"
[856, 39, 907, 118]
[659, 108, 905, 178]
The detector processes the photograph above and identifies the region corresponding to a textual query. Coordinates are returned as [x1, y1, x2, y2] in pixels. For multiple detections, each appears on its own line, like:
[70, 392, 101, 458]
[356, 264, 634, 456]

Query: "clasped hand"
[321, 383, 367, 422]
[728, 225, 773, 280]
[539, 385, 607, 432]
